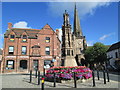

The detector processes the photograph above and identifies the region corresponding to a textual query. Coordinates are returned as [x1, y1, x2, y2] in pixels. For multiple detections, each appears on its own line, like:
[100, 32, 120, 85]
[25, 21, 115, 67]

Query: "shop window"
[21, 46, 27, 55]
[9, 46, 14, 55]
[6, 60, 14, 70]
[45, 37, 50, 43]
[20, 60, 27, 69]
[46, 46, 50, 55]
[44, 60, 52, 68]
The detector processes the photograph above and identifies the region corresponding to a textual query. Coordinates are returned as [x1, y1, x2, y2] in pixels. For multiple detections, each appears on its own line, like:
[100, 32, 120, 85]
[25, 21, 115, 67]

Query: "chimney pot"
[8, 22, 13, 29]
[56, 29, 59, 36]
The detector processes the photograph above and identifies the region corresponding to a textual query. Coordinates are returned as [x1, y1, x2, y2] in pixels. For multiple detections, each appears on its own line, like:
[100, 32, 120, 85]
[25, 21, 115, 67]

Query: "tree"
[84, 42, 109, 68]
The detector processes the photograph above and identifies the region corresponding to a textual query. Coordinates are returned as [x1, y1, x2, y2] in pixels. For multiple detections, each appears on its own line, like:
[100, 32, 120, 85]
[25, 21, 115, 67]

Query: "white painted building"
[107, 41, 120, 70]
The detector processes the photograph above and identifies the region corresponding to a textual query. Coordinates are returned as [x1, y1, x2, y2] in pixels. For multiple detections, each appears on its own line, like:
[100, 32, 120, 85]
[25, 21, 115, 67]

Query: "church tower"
[73, 3, 87, 65]
[73, 3, 83, 37]
[62, 10, 77, 66]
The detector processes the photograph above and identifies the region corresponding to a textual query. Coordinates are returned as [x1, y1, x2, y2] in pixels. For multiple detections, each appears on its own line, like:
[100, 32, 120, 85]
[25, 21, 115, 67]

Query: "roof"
[107, 41, 120, 52]
[4, 28, 40, 38]
[4, 24, 61, 42]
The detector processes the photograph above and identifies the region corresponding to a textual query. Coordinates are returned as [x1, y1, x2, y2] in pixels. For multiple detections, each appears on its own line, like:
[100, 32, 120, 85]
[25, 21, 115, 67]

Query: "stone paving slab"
[1, 73, 119, 88]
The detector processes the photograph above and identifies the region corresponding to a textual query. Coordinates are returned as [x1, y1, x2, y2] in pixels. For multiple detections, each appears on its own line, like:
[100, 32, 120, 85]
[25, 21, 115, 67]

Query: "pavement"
[1, 71, 120, 89]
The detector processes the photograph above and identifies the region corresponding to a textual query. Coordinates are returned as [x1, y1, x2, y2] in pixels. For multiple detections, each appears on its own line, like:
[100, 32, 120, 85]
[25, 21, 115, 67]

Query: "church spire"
[73, 3, 83, 37]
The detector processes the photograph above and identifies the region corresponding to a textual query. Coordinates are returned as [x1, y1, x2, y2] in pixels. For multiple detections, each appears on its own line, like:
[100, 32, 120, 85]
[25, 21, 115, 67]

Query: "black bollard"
[41, 76, 45, 90]
[97, 70, 100, 80]
[73, 72, 77, 88]
[106, 69, 110, 82]
[30, 70, 32, 83]
[35, 69, 38, 78]
[43, 68, 45, 76]
[103, 70, 106, 84]
[38, 71, 40, 85]
[54, 72, 56, 87]
[92, 70, 95, 87]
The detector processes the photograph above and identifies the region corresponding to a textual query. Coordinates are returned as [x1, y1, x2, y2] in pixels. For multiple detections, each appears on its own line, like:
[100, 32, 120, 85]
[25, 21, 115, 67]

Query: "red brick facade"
[1, 23, 61, 73]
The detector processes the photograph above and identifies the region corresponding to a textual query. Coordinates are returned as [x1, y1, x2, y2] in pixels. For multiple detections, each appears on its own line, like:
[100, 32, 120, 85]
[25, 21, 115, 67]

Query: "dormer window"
[22, 35, 27, 42]
[10, 35, 15, 41]
[46, 37, 50, 43]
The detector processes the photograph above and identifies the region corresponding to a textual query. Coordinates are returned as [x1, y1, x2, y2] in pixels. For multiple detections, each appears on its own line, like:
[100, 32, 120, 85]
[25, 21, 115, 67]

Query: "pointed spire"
[73, 3, 83, 37]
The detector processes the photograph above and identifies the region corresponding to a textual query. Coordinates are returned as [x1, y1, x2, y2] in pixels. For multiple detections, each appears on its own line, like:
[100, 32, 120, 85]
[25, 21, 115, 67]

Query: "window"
[10, 35, 15, 38]
[72, 50, 74, 56]
[45, 46, 50, 55]
[115, 52, 118, 58]
[45, 37, 50, 43]
[10, 35, 15, 41]
[22, 35, 27, 42]
[67, 50, 70, 55]
[21, 46, 27, 55]
[20, 60, 27, 69]
[44, 60, 52, 68]
[6, 60, 14, 69]
[9, 46, 14, 55]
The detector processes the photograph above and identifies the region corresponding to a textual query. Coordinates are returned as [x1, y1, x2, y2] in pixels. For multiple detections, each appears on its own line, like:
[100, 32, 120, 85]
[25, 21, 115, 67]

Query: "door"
[33, 60, 38, 70]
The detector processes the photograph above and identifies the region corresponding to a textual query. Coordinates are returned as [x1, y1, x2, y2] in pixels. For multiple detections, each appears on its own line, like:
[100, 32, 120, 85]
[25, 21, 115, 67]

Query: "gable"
[39, 24, 55, 35]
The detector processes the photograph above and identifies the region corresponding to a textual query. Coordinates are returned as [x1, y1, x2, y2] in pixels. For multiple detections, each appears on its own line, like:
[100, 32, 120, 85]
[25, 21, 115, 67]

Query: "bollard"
[97, 70, 100, 80]
[41, 76, 45, 90]
[30, 70, 32, 83]
[103, 70, 106, 84]
[38, 71, 40, 85]
[43, 68, 45, 76]
[54, 72, 56, 87]
[92, 70, 95, 87]
[73, 72, 77, 88]
[106, 69, 110, 82]
[35, 69, 38, 78]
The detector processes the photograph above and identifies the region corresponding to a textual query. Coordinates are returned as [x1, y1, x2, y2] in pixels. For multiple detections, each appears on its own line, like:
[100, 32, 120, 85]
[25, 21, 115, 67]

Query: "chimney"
[56, 29, 59, 36]
[8, 22, 13, 29]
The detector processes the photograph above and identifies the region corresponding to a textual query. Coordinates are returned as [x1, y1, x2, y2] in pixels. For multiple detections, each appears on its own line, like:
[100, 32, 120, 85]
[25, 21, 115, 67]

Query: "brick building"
[0, 49, 3, 73]
[1, 23, 61, 73]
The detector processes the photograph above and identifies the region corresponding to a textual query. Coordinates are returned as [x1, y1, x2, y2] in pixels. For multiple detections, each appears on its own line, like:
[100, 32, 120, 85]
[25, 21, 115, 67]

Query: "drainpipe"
[3, 38, 7, 73]
[29, 39, 31, 72]
[16, 38, 19, 72]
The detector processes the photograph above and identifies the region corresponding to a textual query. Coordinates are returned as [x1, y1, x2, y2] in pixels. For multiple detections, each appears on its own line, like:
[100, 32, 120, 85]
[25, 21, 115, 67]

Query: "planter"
[45, 66, 93, 83]
[61, 78, 92, 83]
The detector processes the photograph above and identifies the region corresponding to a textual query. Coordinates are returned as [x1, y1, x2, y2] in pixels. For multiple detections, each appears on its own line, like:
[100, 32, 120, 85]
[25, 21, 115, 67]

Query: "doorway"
[33, 60, 39, 70]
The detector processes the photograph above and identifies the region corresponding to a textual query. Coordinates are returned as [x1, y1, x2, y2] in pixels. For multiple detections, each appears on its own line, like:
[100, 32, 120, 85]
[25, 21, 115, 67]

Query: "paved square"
[1, 71, 120, 89]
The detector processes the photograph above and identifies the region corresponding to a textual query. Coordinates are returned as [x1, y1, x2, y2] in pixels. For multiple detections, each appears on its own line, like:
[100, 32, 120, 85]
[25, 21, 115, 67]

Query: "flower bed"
[45, 66, 92, 81]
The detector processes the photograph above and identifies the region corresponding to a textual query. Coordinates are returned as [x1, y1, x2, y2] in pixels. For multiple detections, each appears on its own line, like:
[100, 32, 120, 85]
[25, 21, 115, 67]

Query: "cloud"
[99, 33, 115, 41]
[13, 21, 31, 28]
[47, 1, 111, 18]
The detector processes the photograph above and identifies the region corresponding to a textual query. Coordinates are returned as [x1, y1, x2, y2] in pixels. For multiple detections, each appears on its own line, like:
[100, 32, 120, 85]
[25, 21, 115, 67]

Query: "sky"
[1, 1, 119, 49]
